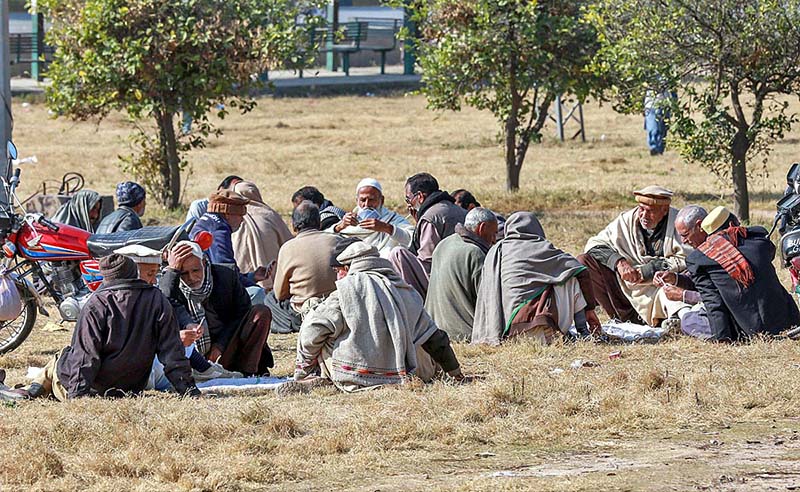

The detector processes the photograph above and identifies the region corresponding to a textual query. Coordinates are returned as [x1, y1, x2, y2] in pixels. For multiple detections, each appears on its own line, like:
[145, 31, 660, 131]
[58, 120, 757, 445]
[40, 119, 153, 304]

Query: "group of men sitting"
[6, 174, 799, 400]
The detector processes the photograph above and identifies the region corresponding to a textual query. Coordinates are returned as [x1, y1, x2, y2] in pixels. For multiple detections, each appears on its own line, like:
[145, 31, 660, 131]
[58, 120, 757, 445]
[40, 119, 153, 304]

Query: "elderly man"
[291, 186, 346, 231]
[578, 186, 689, 327]
[684, 207, 800, 341]
[329, 178, 414, 257]
[186, 175, 243, 223]
[473, 212, 599, 345]
[266, 201, 340, 334]
[286, 240, 463, 394]
[160, 241, 274, 376]
[96, 181, 146, 234]
[18, 254, 199, 400]
[191, 190, 269, 303]
[425, 207, 497, 342]
[388, 173, 467, 298]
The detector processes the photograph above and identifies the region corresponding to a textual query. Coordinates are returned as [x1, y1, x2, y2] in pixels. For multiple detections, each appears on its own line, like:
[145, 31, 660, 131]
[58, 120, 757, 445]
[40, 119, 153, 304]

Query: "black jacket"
[687, 226, 800, 341]
[95, 206, 143, 234]
[159, 264, 252, 353]
[56, 279, 194, 398]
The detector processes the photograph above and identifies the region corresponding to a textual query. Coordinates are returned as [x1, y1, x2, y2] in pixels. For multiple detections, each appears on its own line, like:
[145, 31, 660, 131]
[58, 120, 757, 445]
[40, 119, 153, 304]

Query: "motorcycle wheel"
[0, 283, 37, 355]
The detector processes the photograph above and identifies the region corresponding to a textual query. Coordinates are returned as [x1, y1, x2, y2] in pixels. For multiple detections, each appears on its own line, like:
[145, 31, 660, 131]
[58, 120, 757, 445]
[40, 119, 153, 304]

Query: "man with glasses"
[388, 173, 467, 298]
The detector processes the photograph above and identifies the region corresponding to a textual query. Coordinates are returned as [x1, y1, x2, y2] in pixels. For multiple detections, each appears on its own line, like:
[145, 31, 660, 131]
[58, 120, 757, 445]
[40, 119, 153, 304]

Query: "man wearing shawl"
[231, 181, 293, 291]
[388, 173, 467, 298]
[426, 207, 498, 342]
[472, 212, 599, 345]
[51, 190, 103, 232]
[288, 240, 462, 394]
[160, 241, 274, 376]
[329, 178, 414, 258]
[686, 207, 799, 341]
[579, 186, 690, 326]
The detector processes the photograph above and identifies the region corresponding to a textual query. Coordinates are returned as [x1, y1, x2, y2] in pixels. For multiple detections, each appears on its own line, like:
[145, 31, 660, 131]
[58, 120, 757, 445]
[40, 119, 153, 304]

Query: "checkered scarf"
[697, 226, 755, 288]
[178, 260, 214, 355]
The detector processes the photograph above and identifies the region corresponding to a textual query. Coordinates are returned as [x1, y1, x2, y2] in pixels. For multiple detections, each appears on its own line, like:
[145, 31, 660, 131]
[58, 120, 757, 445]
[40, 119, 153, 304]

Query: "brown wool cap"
[633, 185, 673, 206]
[99, 254, 138, 282]
[208, 190, 249, 216]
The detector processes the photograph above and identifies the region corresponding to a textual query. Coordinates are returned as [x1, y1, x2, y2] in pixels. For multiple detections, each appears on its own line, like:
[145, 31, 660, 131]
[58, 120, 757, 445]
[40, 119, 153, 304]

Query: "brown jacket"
[57, 279, 194, 398]
[273, 229, 340, 309]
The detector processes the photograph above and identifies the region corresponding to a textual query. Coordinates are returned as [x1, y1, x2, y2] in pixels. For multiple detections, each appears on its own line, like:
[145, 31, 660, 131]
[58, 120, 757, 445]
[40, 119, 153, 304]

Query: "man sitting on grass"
[284, 240, 463, 394]
[160, 241, 274, 377]
[18, 254, 199, 400]
[579, 185, 690, 327]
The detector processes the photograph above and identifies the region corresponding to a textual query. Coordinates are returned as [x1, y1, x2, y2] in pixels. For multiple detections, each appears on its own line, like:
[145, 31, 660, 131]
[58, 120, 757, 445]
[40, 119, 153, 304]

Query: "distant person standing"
[644, 89, 675, 156]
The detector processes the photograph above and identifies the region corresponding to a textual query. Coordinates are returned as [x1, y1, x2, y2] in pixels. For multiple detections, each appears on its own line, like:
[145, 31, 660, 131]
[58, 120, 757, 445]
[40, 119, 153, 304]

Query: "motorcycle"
[774, 163, 800, 304]
[0, 141, 192, 354]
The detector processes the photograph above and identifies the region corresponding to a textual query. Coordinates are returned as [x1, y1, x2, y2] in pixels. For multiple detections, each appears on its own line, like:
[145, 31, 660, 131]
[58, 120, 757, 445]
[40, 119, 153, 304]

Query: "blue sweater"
[190, 213, 255, 288]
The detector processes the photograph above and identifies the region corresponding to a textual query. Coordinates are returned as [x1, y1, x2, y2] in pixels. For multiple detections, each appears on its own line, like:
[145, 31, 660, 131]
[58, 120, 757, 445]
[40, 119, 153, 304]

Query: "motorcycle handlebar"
[37, 215, 60, 232]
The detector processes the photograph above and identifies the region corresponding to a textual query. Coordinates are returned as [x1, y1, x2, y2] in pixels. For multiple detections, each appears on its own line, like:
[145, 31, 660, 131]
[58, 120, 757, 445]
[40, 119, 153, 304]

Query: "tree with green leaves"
[400, 0, 604, 191]
[40, 0, 321, 208]
[588, 0, 800, 222]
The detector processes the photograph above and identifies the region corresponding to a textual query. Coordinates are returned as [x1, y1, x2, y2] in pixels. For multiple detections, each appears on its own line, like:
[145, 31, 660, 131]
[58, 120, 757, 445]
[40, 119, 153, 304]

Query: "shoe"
[661, 317, 681, 333]
[0, 369, 5, 385]
[192, 361, 244, 383]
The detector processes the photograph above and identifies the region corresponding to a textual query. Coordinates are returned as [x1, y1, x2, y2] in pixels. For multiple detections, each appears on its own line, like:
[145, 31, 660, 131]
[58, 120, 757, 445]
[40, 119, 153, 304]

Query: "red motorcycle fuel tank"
[16, 220, 91, 261]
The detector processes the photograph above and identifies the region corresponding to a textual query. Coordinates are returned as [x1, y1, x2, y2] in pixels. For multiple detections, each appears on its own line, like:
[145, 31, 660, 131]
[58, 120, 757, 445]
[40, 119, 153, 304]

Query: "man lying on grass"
[16, 254, 199, 400]
[284, 239, 463, 394]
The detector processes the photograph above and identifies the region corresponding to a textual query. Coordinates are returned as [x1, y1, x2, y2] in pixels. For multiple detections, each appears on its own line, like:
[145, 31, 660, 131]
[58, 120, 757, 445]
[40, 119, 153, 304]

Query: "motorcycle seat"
[86, 225, 188, 258]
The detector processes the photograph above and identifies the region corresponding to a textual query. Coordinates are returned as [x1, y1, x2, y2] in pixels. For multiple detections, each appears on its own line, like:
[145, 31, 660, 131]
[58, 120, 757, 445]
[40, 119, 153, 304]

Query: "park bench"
[8, 33, 54, 65]
[298, 19, 400, 77]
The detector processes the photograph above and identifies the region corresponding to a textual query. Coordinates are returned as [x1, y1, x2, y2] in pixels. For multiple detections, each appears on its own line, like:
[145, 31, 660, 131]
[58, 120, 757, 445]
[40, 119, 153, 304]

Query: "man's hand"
[179, 323, 203, 347]
[359, 218, 393, 235]
[662, 284, 685, 302]
[653, 270, 677, 287]
[585, 309, 602, 334]
[616, 259, 643, 283]
[334, 212, 358, 232]
[167, 243, 196, 271]
[253, 261, 276, 282]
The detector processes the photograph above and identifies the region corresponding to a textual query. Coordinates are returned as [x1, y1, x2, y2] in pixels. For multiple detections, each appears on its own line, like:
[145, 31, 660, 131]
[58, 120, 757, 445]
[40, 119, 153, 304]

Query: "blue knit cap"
[116, 181, 146, 207]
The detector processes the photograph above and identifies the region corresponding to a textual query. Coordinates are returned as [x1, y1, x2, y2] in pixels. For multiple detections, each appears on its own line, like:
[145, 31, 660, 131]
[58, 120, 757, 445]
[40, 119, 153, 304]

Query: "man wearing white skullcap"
[328, 178, 414, 258]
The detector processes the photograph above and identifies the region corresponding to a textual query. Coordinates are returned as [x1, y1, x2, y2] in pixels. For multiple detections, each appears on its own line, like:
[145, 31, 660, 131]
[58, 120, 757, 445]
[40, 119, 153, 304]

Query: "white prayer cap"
[174, 240, 204, 259]
[356, 178, 382, 195]
[114, 245, 162, 264]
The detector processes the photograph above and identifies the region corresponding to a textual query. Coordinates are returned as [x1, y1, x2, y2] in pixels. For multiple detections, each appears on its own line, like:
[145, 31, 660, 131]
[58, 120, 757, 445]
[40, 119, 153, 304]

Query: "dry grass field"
[2, 93, 800, 491]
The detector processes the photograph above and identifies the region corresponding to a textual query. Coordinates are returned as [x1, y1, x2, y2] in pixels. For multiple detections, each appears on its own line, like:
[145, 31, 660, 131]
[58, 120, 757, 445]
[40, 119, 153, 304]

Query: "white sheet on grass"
[197, 376, 288, 393]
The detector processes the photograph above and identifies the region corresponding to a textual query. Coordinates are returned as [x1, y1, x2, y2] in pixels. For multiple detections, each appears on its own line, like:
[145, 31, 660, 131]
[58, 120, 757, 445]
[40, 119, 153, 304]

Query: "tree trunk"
[731, 130, 750, 223]
[155, 109, 182, 209]
[505, 105, 520, 192]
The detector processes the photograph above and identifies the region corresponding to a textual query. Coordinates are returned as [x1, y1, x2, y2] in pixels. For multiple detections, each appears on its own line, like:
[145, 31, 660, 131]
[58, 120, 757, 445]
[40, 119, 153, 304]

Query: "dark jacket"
[95, 206, 143, 234]
[56, 279, 194, 398]
[159, 264, 252, 353]
[410, 191, 467, 255]
[190, 213, 255, 287]
[687, 226, 800, 341]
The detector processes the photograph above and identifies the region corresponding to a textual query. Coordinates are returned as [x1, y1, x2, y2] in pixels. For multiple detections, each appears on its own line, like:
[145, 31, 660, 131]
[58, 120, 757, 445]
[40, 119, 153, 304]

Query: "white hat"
[336, 241, 379, 266]
[174, 240, 204, 259]
[114, 245, 162, 264]
[356, 178, 382, 194]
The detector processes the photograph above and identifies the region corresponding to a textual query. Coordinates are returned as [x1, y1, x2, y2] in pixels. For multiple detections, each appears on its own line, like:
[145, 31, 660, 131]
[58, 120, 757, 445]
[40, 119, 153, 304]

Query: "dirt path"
[316, 420, 800, 491]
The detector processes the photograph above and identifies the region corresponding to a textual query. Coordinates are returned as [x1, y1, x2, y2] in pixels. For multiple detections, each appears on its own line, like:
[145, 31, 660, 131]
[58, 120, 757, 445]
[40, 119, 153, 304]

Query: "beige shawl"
[584, 207, 688, 325]
[231, 181, 293, 290]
